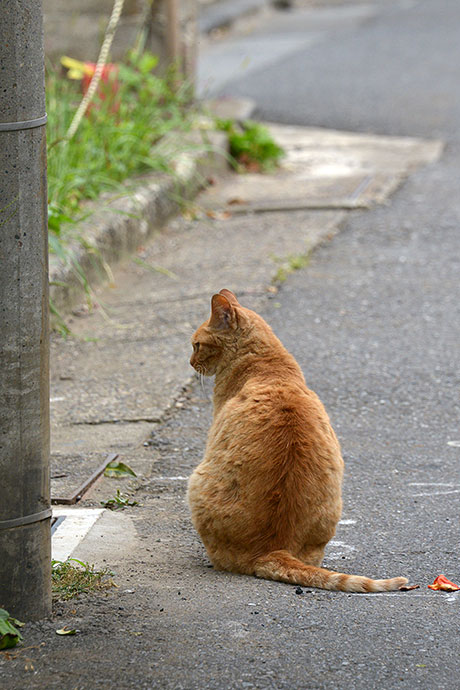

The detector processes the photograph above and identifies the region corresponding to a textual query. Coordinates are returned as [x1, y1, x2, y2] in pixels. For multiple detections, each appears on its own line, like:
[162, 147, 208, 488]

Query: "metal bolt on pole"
[0, 0, 51, 619]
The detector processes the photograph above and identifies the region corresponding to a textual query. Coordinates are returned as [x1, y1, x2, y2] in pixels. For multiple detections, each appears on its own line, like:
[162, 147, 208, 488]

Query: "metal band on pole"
[0, 508, 52, 531]
[0, 114, 47, 132]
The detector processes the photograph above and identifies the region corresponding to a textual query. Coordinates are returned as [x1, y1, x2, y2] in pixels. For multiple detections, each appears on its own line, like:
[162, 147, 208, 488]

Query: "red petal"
[428, 574, 460, 591]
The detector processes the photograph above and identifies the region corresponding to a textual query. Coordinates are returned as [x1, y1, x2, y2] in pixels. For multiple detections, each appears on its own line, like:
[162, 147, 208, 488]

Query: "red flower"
[81, 63, 120, 114]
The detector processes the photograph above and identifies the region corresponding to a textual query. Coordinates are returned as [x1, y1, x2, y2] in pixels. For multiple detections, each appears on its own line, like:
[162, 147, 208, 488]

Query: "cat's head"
[190, 289, 263, 376]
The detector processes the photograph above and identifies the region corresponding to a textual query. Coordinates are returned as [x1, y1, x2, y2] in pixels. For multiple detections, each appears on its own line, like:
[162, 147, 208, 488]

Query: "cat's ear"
[219, 289, 239, 306]
[210, 293, 237, 330]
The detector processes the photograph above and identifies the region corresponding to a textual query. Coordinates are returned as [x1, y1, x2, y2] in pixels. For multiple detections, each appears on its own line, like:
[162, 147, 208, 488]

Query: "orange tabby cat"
[187, 289, 408, 592]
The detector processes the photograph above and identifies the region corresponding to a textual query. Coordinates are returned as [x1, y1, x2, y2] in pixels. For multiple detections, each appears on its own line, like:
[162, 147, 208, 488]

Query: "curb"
[48, 98, 258, 323]
[49, 130, 227, 322]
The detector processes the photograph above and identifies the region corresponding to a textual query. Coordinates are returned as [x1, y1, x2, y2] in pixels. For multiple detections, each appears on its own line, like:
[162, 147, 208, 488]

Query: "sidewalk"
[3, 123, 441, 688]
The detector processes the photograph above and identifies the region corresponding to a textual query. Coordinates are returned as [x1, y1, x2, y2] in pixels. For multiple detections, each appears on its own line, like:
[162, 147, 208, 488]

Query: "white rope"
[65, 0, 125, 141]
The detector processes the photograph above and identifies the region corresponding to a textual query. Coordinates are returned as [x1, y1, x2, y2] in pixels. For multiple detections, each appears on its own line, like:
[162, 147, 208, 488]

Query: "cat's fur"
[187, 290, 407, 592]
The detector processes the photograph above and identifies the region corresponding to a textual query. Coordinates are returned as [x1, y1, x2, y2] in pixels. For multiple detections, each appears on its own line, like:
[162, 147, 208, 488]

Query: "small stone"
[295, 587, 303, 595]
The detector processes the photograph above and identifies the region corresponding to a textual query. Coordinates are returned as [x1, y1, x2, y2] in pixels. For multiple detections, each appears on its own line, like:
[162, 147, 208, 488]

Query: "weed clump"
[217, 119, 284, 172]
[51, 558, 116, 600]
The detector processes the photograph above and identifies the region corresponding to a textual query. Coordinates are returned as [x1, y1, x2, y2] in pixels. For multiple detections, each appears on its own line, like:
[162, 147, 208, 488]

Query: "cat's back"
[211, 372, 341, 466]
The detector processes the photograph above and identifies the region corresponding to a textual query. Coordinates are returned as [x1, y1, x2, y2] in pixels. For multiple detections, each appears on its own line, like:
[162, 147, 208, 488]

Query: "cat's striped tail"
[253, 550, 407, 593]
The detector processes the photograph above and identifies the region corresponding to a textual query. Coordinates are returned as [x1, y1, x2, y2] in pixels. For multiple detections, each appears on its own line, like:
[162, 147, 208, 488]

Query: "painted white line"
[327, 540, 356, 559]
[338, 519, 356, 526]
[151, 476, 189, 481]
[52, 508, 105, 562]
[409, 482, 460, 497]
[445, 592, 460, 603]
[447, 440, 460, 448]
[50, 397, 66, 403]
[413, 489, 460, 497]
[409, 482, 457, 486]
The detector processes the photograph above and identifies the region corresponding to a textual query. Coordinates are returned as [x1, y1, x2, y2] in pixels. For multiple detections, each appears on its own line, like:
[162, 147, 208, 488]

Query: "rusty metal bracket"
[51, 453, 119, 505]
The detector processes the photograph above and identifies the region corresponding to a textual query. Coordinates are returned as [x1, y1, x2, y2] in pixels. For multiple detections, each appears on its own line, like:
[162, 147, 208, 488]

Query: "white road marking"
[445, 592, 460, 603]
[409, 482, 457, 486]
[409, 481, 460, 497]
[52, 508, 105, 562]
[327, 540, 357, 559]
[413, 489, 460, 497]
[151, 476, 189, 481]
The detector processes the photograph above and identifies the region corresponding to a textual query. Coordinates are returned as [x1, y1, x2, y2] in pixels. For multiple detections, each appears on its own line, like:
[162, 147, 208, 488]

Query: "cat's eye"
[193, 342, 200, 353]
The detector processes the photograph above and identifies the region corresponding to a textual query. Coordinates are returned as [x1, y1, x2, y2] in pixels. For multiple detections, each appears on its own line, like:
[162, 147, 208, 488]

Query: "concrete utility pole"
[0, 0, 51, 619]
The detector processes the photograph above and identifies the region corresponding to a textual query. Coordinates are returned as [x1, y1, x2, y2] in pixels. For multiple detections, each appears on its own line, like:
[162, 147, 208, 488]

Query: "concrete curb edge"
[49, 130, 228, 322]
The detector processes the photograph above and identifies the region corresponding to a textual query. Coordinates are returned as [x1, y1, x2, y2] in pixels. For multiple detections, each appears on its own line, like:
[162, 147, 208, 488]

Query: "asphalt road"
[200, 0, 460, 141]
[195, 0, 460, 687]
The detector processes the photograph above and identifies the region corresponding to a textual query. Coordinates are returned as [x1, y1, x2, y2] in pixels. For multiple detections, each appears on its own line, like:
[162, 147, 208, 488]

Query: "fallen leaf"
[428, 574, 460, 591]
[56, 627, 77, 636]
[104, 461, 137, 478]
[226, 197, 247, 206]
[205, 209, 232, 221]
[399, 584, 420, 591]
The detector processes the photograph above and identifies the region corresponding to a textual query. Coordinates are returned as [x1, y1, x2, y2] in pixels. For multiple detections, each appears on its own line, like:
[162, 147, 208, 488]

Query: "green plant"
[46, 50, 194, 239]
[0, 609, 24, 650]
[51, 558, 115, 600]
[272, 252, 311, 284]
[217, 119, 284, 172]
[101, 488, 139, 510]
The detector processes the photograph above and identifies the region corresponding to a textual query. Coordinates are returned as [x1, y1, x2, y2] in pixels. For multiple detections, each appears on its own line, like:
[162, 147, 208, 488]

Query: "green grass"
[272, 252, 311, 284]
[101, 489, 139, 511]
[46, 51, 194, 240]
[216, 119, 284, 172]
[51, 558, 116, 600]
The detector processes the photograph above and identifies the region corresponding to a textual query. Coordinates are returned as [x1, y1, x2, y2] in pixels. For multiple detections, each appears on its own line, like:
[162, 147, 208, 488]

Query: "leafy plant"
[51, 558, 115, 600]
[101, 488, 139, 510]
[217, 119, 284, 172]
[0, 609, 24, 650]
[46, 50, 194, 240]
